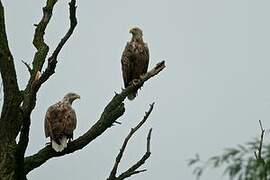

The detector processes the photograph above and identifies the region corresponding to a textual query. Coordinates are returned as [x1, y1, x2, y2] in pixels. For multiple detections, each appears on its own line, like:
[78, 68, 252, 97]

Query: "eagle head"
[63, 92, 80, 105]
[129, 27, 143, 38]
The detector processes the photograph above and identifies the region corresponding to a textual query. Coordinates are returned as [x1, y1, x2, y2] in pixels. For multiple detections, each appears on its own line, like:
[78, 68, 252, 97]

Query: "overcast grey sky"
[2, 0, 270, 179]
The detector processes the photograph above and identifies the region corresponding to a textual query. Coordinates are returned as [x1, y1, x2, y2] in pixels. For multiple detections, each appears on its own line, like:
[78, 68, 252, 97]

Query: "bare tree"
[0, 0, 165, 179]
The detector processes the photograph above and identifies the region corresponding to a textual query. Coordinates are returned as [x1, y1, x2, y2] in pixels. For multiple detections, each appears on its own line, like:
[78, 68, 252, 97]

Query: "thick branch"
[17, 0, 78, 164]
[24, 61, 165, 174]
[0, 1, 21, 120]
[108, 104, 154, 180]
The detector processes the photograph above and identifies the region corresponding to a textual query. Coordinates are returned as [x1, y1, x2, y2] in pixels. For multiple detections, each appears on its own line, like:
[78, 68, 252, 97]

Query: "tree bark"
[0, 136, 17, 180]
[0, 1, 25, 179]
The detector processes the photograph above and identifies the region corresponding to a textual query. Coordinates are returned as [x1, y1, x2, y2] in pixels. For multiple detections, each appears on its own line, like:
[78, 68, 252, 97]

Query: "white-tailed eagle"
[121, 27, 149, 100]
[44, 93, 80, 152]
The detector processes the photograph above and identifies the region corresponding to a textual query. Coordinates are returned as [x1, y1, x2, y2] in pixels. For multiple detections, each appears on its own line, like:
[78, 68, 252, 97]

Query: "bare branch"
[108, 104, 154, 180]
[24, 61, 165, 174]
[17, 0, 59, 154]
[17, 0, 78, 163]
[38, 0, 77, 86]
[0, 0, 21, 120]
[30, 0, 57, 74]
[115, 129, 152, 180]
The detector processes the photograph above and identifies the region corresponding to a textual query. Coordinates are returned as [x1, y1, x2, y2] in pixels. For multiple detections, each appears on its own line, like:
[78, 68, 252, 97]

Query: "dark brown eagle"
[121, 27, 149, 100]
[44, 93, 80, 152]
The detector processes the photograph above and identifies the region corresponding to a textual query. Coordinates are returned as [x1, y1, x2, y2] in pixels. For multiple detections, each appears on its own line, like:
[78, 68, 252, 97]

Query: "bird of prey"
[44, 93, 80, 152]
[121, 27, 149, 100]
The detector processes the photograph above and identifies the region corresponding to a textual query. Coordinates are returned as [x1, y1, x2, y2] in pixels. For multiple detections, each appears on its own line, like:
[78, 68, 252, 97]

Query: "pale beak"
[76, 95, 81, 99]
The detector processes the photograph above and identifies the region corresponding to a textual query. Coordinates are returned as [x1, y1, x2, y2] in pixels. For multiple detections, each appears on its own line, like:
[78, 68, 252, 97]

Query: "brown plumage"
[121, 27, 149, 100]
[44, 93, 80, 152]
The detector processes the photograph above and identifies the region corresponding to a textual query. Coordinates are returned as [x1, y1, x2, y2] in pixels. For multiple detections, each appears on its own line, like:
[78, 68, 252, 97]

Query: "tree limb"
[17, 0, 78, 165]
[37, 0, 77, 86]
[16, 0, 58, 155]
[24, 61, 165, 174]
[0, 0, 21, 121]
[30, 0, 57, 76]
[107, 103, 154, 180]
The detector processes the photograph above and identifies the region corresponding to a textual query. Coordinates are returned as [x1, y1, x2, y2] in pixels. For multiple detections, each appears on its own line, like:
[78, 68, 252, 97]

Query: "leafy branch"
[188, 121, 270, 180]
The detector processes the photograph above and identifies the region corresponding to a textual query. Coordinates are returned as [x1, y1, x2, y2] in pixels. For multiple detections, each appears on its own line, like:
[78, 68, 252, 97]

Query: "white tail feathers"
[51, 136, 68, 152]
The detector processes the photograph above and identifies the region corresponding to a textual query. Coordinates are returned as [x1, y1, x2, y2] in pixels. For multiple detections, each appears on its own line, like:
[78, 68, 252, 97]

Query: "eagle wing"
[63, 107, 77, 139]
[44, 102, 77, 142]
[138, 42, 149, 76]
[121, 42, 133, 88]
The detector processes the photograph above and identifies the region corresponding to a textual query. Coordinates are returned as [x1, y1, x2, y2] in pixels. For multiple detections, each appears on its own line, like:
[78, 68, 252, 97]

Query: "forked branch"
[24, 61, 165, 174]
[17, 0, 78, 160]
[38, 0, 77, 86]
[107, 103, 154, 180]
[116, 129, 152, 180]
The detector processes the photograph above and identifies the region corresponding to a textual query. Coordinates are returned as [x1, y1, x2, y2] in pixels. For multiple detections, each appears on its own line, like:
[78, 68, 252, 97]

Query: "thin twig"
[21, 60, 32, 75]
[107, 103, 154, 180]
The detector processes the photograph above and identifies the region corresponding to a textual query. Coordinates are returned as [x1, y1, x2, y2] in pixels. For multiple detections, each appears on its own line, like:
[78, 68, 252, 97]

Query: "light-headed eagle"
[121, 27, 149, 100]
[44, 93, 80, 152]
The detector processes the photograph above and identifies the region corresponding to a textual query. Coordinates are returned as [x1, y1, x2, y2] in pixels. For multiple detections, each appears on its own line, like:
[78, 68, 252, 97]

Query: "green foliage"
[188, 138, 270, 180]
